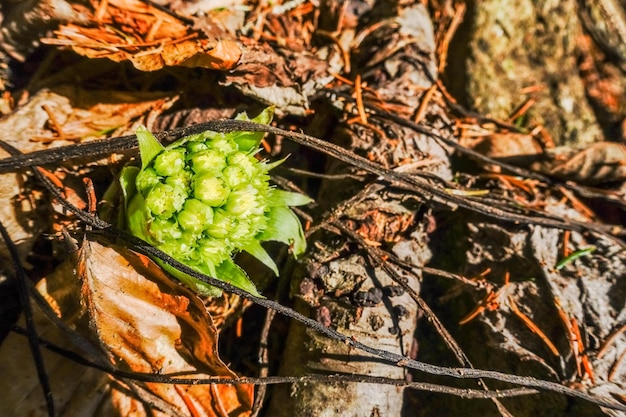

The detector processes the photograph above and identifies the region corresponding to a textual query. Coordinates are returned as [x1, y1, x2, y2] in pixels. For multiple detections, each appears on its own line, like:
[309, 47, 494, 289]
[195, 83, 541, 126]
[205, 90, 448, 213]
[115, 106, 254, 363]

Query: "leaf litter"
[0, 0, 625, 416]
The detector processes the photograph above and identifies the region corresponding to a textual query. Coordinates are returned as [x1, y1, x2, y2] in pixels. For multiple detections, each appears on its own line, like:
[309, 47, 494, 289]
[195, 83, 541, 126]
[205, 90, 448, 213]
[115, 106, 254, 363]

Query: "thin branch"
[2, 126, 626, 411]
[0, 221, 55, 417]
[8, 326, 541, 400]
[1, 121, 622, 242]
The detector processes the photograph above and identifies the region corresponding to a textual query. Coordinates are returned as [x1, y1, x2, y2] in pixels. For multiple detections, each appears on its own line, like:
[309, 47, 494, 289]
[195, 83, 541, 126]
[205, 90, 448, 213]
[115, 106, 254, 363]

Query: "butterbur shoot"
[120, 108, 312, 297]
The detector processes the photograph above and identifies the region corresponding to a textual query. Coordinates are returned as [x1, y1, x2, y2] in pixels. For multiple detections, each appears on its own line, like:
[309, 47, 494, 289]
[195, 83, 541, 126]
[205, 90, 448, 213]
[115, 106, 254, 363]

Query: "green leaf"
[268, 189, 313, 207]
[231, 107, 274, 152]
[216, 259, 263, 297]
[556, 246, 596, 270]
[126, 193, 155, 243]
[264, 156, 287, 172]
[159, 261, 223, 298]
[241, 239, 279, 275]
[258, 206, 307, 256]
[136, 125, 165, 169]
[119, 166, 139, 205]
[160, 257, 262, 298]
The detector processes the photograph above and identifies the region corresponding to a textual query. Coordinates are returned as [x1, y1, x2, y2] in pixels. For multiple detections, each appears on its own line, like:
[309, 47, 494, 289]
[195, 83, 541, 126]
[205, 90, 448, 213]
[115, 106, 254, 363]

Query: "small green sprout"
[120, 108, 312, 297]
[555, 246, 596, 271]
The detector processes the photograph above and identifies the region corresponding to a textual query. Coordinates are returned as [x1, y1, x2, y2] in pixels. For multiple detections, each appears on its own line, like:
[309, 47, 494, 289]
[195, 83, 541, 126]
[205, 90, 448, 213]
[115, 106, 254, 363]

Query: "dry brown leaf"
[39, 239, 253, 417]
[0, 87, 175, 274]
[0, 310, 113, 417]
[0, 86, 175, 146]
[459, 132, 544, 166]
[534, 142, 626, 184]
[41, 0, 241, 71]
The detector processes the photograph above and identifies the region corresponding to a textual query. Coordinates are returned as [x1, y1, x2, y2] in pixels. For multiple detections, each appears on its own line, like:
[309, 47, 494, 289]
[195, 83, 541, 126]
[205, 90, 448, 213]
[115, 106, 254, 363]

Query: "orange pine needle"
[355, 74, 368, 125]
[508, 296, 560, 357]
[597, 322, 626, 359]
[479, 268, 492, 277]
[261, 138, 271, 153]
[437, 3, 466, 74]
[508, 96, 537, 123]
[581, 355, 596, 384]
[36, 167, 65, 193]
[562, 230, 571, 258]
[236, 317, 244, 338]
[42, 104, 65, 139]
[414, 84, 437, 123]
[83, 177, 97, 213]
[608, 349, 626, 382]
[558, 186, 596, 220]
[174, 385, 201, 417]
[571, 317, 595, 382]
[459, 292, 497, 325]
[331, 72, 354, 86]
[459, 303, 486, 325]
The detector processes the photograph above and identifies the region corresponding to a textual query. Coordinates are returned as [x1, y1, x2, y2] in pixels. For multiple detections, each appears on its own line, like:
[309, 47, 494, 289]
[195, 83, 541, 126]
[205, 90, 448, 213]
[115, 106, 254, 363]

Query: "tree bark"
[267, 2, 450, 415]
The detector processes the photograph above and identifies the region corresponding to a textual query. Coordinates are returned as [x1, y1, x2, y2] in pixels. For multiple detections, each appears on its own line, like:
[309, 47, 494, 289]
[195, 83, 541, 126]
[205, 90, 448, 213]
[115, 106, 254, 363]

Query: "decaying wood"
[266, 2, 507, 416]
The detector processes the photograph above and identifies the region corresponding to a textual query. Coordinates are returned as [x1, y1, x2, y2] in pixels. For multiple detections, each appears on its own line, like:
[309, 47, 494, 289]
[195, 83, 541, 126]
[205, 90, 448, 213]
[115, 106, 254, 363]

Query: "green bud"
[209, 137, 237, 155]
[165, 170, 192, 190]
[153, 148, 186, 176]
[228, 152, 256, 178]
[222, 165, 247, 188]
[145, 183, 187, 218]
[224, 186, 263, 217]
[135, 167, 160, 195]
[186, 140, 208, 153]
[150, 218, 183, 243]
[177, 198, 213, 234]
[205, 209, 234, 239]
[195, 237, 232, 267]
[189, 149, 227, 175]
[194, 174, 230, 206]
[230, 219, 254, 243]
[159, 231, 196, 260]
[122, 107, 312, 297]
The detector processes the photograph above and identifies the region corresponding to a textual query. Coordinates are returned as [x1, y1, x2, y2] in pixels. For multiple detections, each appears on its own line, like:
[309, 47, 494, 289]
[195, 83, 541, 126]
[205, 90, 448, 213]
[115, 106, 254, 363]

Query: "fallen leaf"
[533, 142, 626, 184]
[459, 132, 544, 169]
[41, 0, 241, 71]
[37, 238, 253, 416]
[0, 86, 175, 147]
[0, 307, 112, 417]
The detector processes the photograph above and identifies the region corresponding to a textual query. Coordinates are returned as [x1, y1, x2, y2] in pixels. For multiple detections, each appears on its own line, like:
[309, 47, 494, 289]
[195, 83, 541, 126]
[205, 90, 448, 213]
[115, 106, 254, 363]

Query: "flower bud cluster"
[135, 134, 271, 267]
[123, 108, 311, 296]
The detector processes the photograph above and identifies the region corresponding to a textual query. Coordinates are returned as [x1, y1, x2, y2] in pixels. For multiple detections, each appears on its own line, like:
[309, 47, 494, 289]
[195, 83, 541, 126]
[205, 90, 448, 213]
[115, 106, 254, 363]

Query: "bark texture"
[446, 0, 603, 146]
[267, 2, 449, 415]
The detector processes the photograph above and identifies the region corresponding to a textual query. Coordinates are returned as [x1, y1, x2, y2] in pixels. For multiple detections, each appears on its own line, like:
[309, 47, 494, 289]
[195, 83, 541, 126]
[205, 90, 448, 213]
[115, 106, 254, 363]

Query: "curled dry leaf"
[39, 239, 253, 416]
[533, 142, 626, 184]
[0, 87, 174, 273]
[40, 0, 241, 71]
[459, 132, 544, 170]
[0, 87, 175, 147]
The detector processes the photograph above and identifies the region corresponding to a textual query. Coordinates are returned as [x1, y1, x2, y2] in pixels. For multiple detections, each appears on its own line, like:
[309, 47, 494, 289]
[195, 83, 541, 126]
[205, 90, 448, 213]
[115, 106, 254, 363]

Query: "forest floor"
[0, 1, 625, 416]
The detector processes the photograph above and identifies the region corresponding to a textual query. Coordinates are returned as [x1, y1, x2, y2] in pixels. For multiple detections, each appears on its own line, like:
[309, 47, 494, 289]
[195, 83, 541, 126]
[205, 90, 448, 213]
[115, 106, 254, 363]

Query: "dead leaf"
[0, 164, 41, 271]
[0, 306, 112, 417]
[41, 0, 241, 71]
[37, 238, 253, 416]
[533, 142, 626, 184]
[459, 132, 544, 170]
[0, 86, 175, 147]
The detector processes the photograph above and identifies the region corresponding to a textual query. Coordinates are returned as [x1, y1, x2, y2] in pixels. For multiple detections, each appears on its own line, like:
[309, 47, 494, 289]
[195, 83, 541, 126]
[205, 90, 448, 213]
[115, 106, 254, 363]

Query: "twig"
[0, 221, 55, 417]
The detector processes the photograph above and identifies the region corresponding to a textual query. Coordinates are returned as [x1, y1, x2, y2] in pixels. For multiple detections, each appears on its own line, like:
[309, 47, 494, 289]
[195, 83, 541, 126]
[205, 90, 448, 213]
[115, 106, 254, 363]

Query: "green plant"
[120, 108, 311, 296]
